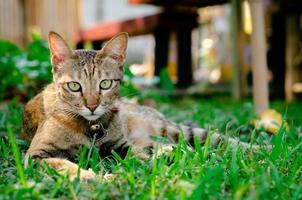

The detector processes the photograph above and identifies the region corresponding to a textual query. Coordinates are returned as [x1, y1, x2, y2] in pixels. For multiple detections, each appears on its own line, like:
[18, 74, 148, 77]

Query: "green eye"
[100, 79, 112, 90]
[67, 82, 81, 92]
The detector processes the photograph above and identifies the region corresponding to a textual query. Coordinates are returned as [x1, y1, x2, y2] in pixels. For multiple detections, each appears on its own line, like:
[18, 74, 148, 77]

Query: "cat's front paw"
[78, 168, 99, 181]
[67, 168, 97, 181]
[104, 173, 116, 181]
[78, 169, 115, 182]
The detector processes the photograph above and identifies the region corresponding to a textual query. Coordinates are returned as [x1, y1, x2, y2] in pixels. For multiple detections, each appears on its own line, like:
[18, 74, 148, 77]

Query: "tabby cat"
[22, 31, 266, 180]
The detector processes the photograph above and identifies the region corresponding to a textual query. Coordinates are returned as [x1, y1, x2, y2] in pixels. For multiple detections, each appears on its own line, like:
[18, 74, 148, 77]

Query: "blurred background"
[0, 0, 301, 106]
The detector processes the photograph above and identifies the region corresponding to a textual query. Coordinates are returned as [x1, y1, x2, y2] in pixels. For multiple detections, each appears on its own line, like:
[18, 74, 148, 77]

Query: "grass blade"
[7, 125, 28, 188]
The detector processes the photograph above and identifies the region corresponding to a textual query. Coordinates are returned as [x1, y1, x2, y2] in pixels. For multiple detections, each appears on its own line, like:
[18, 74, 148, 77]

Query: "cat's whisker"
[43, 91, 57, 95]
[58, 109, 80, 119]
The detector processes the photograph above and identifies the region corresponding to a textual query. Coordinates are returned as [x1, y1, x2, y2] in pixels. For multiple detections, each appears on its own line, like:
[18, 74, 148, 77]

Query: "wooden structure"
[0, 0, 26, 46]
[128, 0, 228, 7]
[74, 0, 274, 114]
[75, 0, 228, 88]
[230, 0, 245, 100]
[283, 0, 302, 102]
[0, 0, 80, 47]
[75, 11, 199, 87]
[129, 0, 300, 111]
[285, 15, 301, 102]
[249, 0, 269, 114]
[267, 0, 302, 101]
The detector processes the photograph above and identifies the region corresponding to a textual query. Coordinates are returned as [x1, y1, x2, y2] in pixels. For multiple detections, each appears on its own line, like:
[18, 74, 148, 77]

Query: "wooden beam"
[128, 0, 229, 7]
[230, 0, 245, 100]
[285, 14, 300, 102]
[176, 26, 193, 87]
[154, 27, 170, 76]
[249, 0, 269, 115]
[74, 14, 161, 43]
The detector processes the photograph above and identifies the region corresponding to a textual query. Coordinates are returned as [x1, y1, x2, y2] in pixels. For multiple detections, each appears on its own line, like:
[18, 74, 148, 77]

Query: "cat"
[21, 31, 268, 181]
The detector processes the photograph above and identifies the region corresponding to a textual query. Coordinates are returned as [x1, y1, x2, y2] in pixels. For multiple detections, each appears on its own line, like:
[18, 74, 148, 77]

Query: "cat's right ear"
[97, 32, 128, 64]
[48, 31, 74, 70]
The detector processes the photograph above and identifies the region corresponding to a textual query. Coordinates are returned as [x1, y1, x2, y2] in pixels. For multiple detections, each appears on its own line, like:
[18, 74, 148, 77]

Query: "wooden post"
[92, 40, 103, 50]
[176, 25, 193, 87]
[249, 0, 269, 115]
[76, 41, 84, 49]
[230, 0, 245, 100]
[285, 15, 300, 102]
[154, 27, 170, 77]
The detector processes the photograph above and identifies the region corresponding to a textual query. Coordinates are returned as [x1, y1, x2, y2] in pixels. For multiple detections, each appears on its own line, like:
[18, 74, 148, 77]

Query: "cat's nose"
[86, 104, 98, 112]
[86, 95, 98, 112]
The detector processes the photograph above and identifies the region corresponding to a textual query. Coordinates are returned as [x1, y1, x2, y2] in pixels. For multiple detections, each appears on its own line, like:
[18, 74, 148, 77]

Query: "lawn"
[0, 96, 302, 199]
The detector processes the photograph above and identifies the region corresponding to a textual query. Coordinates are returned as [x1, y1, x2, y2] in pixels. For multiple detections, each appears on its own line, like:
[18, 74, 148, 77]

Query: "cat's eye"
[67, 82, 81, 92]
[99, 79, 112, 90]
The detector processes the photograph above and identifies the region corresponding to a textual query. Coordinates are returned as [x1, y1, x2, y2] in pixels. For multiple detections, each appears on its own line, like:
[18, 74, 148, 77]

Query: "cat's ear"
[48, 31, 74, 69]
[97, 32, 128, 63]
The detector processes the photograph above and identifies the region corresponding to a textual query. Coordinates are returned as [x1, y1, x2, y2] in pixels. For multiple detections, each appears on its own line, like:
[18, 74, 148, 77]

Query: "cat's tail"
[166, 122, 272, 151]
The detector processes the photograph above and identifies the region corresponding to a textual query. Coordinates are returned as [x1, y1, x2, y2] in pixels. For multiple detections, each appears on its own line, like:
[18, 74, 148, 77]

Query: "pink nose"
[86, 95, 98, 112]
[87, 104, 98, 112]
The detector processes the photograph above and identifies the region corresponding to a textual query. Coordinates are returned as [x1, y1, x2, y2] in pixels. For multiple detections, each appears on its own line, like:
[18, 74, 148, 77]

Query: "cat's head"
[48, 31, 128, 121]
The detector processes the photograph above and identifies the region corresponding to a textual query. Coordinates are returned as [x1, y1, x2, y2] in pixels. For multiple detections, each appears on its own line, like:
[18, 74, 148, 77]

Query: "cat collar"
[108, 107, 119, 113]
[87, 123, 107, 142]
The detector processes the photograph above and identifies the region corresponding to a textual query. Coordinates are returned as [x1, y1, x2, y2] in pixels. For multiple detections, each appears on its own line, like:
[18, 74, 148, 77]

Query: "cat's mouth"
[83, 114, 100, 121]
[79, 106, 118, 121]
[79, 107, 105, 121]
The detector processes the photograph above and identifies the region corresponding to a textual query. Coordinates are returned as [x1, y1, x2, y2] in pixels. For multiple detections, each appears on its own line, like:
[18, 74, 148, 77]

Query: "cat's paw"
[78, 169, 116, 182]
[104, 173, 116, 181]
[153, 145, 174, 159]
[67, 168, 97, 181]
[136, 152, 150, 161]
[78, 168, 99, 181]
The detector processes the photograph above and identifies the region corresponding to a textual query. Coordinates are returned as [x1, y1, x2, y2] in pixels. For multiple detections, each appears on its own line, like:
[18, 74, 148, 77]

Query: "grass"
[0, 96, 302, 199]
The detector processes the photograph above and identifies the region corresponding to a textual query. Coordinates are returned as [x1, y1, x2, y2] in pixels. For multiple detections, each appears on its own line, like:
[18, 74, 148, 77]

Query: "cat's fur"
[22, 31, 265, 180]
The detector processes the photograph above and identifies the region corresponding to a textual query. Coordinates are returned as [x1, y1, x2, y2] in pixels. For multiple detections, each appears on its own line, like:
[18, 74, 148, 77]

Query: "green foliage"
[120, 66, 140, 99]
[159, 67, 175, 91]
[7, 126, 27, 188]
[0, 97, 302, 199]
[0, 41, 23, 100]
[0, 38, 52, 100]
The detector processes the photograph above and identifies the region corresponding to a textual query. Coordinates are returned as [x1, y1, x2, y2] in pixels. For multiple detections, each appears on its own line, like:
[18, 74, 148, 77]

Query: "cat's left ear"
[97, 32, 128, 64]
[48, 31, 74, 70]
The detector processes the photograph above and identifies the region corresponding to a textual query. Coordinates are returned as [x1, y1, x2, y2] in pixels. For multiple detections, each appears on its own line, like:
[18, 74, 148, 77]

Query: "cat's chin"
[83, 115, 100, 121]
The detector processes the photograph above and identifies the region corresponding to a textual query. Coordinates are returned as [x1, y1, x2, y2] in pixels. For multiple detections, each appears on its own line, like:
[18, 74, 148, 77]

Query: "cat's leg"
[25, 136, 108, 181]
[42, 157, 99, 181]
[144, 114, 245, 148]
[121, 102, 271, 152]
[167, 123, 272, 150]
[43, 158, 115, 181]
[126, 128, 176, 160]
[131, 143, 175, 160]
[23, 116, 114, 181]
[24, 153, 105, 181]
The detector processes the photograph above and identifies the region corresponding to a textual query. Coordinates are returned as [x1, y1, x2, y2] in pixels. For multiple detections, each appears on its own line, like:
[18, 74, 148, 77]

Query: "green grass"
[0, 97, 302, 199]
